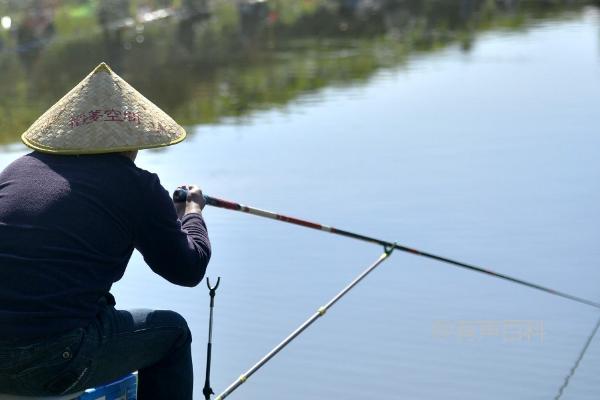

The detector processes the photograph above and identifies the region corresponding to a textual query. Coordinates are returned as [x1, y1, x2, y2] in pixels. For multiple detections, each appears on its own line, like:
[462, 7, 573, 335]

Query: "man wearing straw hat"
[0, 63, 210, 399]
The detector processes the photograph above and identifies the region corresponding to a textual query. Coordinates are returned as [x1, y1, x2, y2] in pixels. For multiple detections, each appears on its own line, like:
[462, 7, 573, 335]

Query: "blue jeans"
[0, 296, 193, 399]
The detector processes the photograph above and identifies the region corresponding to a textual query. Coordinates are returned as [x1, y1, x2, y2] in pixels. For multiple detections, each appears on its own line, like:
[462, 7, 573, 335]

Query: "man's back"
[0, 152, 209, 339]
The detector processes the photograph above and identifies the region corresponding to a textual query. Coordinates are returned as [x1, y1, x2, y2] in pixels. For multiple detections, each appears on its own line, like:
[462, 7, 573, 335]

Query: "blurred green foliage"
[0, 0, 596, 145]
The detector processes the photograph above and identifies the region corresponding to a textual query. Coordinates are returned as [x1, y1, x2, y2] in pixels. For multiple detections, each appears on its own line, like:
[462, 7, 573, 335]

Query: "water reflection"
[0, 0, 597, 145]
[15, 0, 55, 73]
[97, 0, 132, 71]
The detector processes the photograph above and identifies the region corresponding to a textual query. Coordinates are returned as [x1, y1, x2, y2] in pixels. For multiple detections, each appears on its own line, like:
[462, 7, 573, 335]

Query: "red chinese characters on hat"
[68, 110, 141, 128]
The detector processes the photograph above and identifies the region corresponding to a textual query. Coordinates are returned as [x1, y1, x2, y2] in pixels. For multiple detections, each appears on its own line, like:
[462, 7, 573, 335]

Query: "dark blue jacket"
[0, 152, 211, 339]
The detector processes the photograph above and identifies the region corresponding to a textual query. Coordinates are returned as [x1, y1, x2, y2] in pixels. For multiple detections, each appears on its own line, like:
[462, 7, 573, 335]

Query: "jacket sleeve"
[134, 174, 211, 287]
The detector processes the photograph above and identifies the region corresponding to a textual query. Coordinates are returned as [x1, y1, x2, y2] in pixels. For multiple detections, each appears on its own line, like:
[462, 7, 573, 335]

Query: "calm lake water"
[1, 5, 600, 400]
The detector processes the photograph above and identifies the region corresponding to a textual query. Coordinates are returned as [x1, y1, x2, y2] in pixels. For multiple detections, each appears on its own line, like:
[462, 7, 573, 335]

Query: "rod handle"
[173, 188, 189, 202]
[173, 188, 212, 204]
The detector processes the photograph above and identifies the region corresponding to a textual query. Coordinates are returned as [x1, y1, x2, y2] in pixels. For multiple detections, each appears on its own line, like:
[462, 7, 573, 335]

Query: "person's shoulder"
[128, 162, 161, 187]
[1, 152, 41, 172]
[129, 165, 173, 210]
[124, 162, 169, 200]
[93, 154, 154, 182]
[10, 151, 38, 165]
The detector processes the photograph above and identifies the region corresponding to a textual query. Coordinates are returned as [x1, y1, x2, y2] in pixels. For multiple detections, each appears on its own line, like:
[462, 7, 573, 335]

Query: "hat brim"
[21, 129, 187, 155]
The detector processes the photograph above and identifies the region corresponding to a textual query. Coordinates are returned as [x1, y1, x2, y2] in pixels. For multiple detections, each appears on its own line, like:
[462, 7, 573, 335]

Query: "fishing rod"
[173, 189, 600, 310]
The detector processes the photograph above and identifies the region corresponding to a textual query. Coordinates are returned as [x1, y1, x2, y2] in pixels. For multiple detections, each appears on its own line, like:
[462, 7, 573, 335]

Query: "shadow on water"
[0, 0, 598, 145]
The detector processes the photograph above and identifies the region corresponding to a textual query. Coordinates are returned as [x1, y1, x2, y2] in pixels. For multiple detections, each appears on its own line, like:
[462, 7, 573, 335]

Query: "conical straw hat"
[22, 62, 186, 154]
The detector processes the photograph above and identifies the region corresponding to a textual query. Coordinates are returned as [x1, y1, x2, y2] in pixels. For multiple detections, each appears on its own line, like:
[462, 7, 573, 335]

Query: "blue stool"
[0, 372, 137, 400]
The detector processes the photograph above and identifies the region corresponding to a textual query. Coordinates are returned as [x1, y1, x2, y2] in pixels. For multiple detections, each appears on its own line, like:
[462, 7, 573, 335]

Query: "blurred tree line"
[0, 0, 598, 145]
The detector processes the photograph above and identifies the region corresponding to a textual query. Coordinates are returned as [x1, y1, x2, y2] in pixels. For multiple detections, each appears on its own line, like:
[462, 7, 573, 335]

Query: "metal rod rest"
[214, 249, 394, 399]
